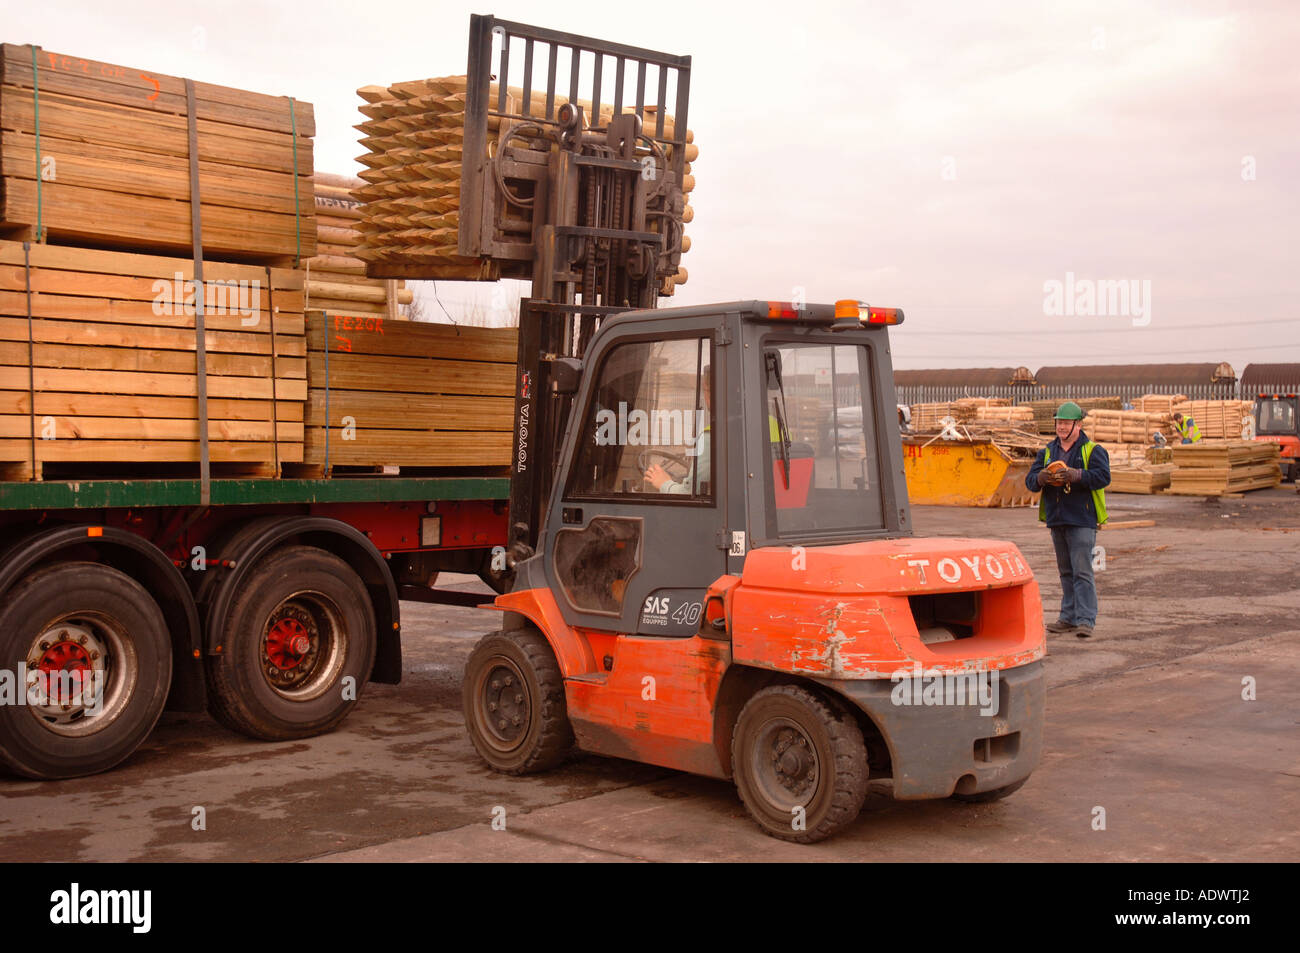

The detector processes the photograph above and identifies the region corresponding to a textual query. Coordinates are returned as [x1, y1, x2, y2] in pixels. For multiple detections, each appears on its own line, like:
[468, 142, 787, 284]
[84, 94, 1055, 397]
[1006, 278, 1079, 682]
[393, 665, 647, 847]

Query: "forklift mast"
[456, 15, 693, 560]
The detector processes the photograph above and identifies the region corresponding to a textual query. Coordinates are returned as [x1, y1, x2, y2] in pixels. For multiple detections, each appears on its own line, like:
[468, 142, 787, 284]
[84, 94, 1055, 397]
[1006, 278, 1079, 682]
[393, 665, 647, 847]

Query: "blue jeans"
[1050, 524, 1098, 626]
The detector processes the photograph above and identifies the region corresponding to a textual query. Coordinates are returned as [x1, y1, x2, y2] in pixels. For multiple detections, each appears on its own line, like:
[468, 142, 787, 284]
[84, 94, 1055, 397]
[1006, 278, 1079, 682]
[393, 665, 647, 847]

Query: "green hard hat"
[1054, 401, 1085, 420]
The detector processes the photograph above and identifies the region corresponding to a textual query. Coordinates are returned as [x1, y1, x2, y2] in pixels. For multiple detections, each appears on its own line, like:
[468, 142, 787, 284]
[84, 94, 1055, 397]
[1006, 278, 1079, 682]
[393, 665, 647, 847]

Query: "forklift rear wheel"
[463, 630, 573, 774]
[951, 776, 1028, 803]
[732, 685, 868, 843]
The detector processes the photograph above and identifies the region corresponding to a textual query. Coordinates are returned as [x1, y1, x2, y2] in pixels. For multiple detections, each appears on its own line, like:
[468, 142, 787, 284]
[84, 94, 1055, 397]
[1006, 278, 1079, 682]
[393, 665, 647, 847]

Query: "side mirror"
[550, 357, 583, 395]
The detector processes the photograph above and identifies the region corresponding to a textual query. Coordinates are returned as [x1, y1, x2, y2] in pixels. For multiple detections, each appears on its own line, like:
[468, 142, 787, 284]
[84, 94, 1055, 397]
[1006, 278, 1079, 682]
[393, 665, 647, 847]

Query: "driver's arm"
[658, 431, 709, 494]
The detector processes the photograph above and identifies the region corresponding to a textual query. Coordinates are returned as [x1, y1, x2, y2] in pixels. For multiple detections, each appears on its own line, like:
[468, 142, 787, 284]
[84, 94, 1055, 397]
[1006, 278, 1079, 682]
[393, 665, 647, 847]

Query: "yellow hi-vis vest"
[1039, 440, 1108, 525]
[1176, 416, 1202, 442]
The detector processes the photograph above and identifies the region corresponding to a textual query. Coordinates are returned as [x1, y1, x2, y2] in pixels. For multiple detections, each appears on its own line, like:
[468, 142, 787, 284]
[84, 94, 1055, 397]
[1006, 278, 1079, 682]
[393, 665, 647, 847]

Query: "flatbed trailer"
[0, 475, 510, 779]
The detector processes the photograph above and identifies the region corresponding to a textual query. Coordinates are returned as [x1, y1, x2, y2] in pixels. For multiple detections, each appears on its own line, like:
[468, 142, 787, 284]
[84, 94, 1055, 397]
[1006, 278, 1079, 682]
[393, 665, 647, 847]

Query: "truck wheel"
[206, 545, 376, 741]
[463, 630, 573, 774]
[732, 685, 868, 843]
[952, 776, 1029, 803]
[0, 562, 171, 780]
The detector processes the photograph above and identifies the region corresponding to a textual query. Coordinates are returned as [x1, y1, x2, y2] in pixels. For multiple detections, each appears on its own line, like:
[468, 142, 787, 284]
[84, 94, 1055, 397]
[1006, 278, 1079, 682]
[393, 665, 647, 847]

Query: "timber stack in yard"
[0, 44, 513, 481]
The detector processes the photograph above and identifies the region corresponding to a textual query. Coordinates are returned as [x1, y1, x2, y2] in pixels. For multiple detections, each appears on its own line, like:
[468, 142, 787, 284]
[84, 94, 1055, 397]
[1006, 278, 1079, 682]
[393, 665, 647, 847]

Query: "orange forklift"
[437, 17, 1045, 842]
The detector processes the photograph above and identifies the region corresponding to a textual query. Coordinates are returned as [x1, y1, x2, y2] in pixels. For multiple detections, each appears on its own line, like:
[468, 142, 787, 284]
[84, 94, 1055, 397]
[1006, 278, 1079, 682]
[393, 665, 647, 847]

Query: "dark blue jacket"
[1025, 429, 1111, 528]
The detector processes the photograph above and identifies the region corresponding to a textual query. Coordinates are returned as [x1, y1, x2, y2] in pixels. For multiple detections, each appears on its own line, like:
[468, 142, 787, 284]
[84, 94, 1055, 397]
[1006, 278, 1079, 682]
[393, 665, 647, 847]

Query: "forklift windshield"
[1256, 397, 1297, 435]
[761, 342, 884, 539]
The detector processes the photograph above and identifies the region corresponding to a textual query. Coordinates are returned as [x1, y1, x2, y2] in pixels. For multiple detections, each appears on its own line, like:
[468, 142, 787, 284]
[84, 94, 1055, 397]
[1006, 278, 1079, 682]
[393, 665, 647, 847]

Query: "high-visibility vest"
[1039, 440, 1108, 525]
[1176, 416, 1202, 442]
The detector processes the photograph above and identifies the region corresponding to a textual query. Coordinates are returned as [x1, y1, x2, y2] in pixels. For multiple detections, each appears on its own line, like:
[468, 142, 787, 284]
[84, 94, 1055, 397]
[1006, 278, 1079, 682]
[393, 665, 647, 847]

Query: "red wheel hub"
[36, 641, 92, 704]
[266, 618, 313, 670]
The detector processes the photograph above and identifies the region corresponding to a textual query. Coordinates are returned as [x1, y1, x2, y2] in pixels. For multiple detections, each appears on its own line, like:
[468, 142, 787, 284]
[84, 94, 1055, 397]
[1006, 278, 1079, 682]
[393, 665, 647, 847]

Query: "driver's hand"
[644, 464, 671, 490]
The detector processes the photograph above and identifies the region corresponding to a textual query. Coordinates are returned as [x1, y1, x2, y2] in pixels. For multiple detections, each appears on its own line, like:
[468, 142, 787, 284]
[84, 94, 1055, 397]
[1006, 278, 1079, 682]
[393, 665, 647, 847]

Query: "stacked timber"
[951, 397, 1010, 421]
[1108, 463, 1176, 494]
[306, 173, 410, 318]
[1134, 393, 1186, 414]
[1166, 440, 1281, 496]
[909, 402, 957, 432]
[1023, 396, 1123, 434]
[298, 312, 514, 474]
[968, 405, 1034, 430]
[1082, 409, 1175, 443]
[0, 44, 315, 263]
[0, 240, 305, 480]
[350, 76, 694, 288]
[1172, 399, 1254, 439]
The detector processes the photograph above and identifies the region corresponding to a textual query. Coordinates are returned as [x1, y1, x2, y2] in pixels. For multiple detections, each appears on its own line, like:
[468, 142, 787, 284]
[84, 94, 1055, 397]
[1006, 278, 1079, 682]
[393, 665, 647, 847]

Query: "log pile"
[350, 76, 694, 287]
[297, 312, 514, 474]
[0, 44, 315, 263]
[969, 405, 1034, 430]
[305, 173, 410, 318]
[951, 397, 1010, 421]
[1023, 396, 1123, 433]
[0, 240, 306, 480]
[1082, 409, 1175, 443]
[1166, 440, 1281, 496]
[1172, 399, 1254, 439]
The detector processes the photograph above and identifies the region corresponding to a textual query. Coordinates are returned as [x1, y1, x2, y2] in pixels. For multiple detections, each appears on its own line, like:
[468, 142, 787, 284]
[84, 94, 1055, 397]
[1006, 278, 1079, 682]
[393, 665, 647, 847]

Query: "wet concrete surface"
[2, 488, 1297, 861]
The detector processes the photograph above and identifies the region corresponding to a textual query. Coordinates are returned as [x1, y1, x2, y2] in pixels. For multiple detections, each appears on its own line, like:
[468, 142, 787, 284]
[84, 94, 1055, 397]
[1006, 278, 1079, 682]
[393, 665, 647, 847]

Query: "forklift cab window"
[567, 336, 713, 501]
[762, 343, 884, 538]
[1257, 398, 1296, 434]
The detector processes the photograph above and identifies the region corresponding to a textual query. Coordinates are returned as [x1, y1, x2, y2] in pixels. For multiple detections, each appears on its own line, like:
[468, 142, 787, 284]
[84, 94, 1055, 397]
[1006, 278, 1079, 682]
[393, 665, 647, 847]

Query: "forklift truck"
[429, 17, 1045, 842]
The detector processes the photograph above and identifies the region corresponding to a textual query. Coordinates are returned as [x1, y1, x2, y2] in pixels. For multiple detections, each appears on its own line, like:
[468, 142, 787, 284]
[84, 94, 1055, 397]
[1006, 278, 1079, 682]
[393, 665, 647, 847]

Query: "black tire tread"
[464, 629, 573, 775]
[732, 684, 868, 844]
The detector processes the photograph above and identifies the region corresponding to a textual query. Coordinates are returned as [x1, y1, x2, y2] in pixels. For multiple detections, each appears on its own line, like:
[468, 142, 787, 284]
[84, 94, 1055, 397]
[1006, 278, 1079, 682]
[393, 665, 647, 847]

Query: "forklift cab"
[1254, 394, 1300, 480]
[526, 300, 908, 638]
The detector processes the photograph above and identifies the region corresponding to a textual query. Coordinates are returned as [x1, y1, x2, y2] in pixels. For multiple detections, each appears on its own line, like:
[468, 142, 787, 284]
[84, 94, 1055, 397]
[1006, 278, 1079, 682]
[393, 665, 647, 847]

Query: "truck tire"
[463, 630, 573, 774]
[0, 562, 171, 780]
[951, 776, 1029, 803]
[205, 545, 376, 741]
[732, 685, 869, 843]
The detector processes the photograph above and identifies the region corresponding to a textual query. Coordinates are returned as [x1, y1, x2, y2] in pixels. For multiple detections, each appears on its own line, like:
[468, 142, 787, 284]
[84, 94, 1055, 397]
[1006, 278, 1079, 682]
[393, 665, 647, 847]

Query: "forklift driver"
[645, 363, 713, 494]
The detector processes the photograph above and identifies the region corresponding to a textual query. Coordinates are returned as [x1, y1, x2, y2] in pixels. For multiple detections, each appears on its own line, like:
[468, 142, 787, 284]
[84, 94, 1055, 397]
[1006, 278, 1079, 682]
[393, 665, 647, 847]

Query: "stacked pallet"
[306, 173, 410, 318]
[1082, 409, 1174, 443]
[350, 76, 694, 286]
[1134, 393, 1186, 414]
[298, 312, 514, 473]
[0, 240, 306, 479]
[1166, 440, 1281, 496]
[1108, 464, 1176, 494]
[1172, 399, 1254, 439]
[0, 44, 315, 263]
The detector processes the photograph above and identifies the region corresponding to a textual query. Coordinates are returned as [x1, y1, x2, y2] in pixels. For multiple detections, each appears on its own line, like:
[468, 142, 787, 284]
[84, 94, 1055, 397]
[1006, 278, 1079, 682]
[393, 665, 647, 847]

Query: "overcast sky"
[12, 0, 1298, 374]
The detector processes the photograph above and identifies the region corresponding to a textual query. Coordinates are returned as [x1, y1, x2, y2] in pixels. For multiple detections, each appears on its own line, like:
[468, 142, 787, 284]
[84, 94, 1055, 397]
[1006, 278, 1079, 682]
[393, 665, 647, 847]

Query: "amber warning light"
[835, 299, 904, 325]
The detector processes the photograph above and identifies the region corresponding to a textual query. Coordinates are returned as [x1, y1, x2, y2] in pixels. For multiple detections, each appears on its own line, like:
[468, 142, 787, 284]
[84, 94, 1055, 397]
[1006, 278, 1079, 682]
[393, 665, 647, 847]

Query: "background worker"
[1173, 411, 1202, 444]
[1025, 401, 1111, 638]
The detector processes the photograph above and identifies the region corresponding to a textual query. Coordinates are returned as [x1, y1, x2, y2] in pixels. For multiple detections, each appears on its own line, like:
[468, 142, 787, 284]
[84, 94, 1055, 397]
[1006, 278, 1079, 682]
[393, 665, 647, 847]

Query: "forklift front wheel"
[732, 685, 869, 843]
[463, 630, 574, 774]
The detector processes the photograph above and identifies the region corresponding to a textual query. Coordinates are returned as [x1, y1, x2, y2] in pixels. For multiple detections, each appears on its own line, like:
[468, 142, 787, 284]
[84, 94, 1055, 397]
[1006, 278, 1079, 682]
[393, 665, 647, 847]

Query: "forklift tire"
[463, 630, 573, 774]
[732, 684, 868, 843]
[951, 776, 1029, 803]
[205, 545, 376, 741]
[0, 562, 172, 780]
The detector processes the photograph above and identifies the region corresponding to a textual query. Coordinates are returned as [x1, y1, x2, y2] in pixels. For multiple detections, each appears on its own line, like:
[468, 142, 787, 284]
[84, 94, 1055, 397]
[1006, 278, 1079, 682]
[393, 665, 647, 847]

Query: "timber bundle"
[0, 44, 515, 481]
[350, 75, 696, 289]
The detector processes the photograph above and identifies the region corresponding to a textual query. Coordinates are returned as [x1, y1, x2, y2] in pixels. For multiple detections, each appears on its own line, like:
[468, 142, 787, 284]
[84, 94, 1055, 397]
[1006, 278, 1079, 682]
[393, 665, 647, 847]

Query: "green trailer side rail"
[0, 477, 511, 512]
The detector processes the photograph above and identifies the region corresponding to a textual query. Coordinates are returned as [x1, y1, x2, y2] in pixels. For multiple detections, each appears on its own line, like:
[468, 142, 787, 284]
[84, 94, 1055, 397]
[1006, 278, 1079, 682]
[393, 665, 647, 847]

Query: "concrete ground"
[2, 488, 1297, 862]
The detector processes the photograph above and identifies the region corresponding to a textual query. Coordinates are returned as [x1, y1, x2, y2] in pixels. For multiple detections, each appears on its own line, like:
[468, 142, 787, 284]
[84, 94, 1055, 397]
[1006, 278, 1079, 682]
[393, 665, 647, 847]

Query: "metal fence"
[895, 382, 1243, 407]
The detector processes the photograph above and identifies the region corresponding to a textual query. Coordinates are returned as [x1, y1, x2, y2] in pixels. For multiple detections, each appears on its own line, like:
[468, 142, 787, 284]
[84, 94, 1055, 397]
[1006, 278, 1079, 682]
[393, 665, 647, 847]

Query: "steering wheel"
[637, 449, 692, 482]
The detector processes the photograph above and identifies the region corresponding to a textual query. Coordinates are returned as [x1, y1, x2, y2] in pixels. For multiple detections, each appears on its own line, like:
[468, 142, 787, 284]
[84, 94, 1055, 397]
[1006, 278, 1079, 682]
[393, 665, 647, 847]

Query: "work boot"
[1045, 620, 1075, 633]
[1074, 624, 1095, 638]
